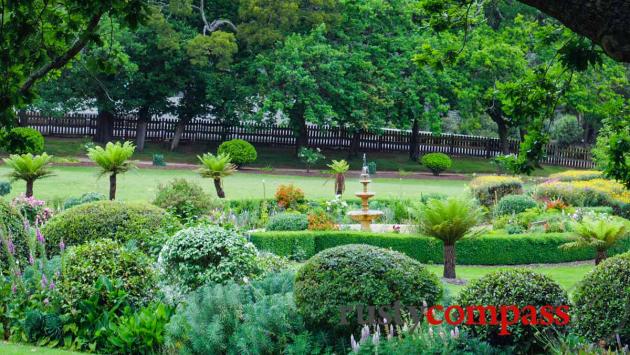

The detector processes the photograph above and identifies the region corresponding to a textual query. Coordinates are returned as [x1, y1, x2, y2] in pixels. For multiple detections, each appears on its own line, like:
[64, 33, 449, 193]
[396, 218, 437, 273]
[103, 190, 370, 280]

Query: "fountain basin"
[348, 210, 384, 232]
[354, 191, 376, 199]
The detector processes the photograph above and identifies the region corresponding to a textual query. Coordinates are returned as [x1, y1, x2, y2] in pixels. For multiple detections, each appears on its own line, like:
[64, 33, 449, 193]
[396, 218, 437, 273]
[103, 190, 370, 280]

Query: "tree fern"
[3, 152, 54, 197]
[197, 152, 236, 198]
[561, 216, 628, 264]
[87, 141, 135, 200]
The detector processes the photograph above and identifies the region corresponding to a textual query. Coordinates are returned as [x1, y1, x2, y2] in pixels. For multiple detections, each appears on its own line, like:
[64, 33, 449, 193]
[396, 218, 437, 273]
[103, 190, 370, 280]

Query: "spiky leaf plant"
[328, 159, 349, 196]
[87, 141, 135, 200]
[416, 197, 484, 279]
[197, 152, 236, 198]
[3, 152, 54, 197]
[561, 216, 628, 264]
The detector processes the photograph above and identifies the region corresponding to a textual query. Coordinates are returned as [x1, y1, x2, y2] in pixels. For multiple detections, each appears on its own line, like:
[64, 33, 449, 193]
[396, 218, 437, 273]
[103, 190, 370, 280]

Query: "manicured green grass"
[0, 165, 469, 202]
[424, 263, 595, 296]
[0, 342, 83, 355]
[39, 138, 569, 176]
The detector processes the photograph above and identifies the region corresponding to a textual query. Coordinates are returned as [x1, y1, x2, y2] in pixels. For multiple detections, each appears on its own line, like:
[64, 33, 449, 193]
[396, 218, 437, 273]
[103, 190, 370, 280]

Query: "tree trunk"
[25, 180, 34, 198]
[488, 107, 510, 155]
[348, 131, 362, 159]
[443, 243, 457, 279]
[109, 173, 117, 200]
[497, 121, 510, 155]
[170, 118, 188, 151]
[135, 106, 150, 152]
[95, 110, 114, 144]
[409, 118, 420, 161]
[295, 117, 308, 156]
[335, 173, 345, 196]
[516, 0, 630, 62]
[213, 178, 225, 198]
[290, 103, 308, 156]
[595, 250, 607, 265]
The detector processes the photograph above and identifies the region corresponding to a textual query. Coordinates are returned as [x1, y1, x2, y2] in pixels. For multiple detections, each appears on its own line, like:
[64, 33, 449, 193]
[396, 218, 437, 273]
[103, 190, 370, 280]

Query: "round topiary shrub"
[4, 127, 45, 154]
[294, 244, 443, 333]
[217, 139, 257, 167]
[41, 200, 181, 255]
[266, 212, 308, 231]
[550, 115, 583, 147]
[572, 252, 630, 344]
[456, 269, 569, 351]
[0, 199, 30, 272]
[60, 239, 156, 307]
[152, 179, 217, 221]
[421, 153, 452, 176]
[157, 226, 259, 297]
[494, 194, 538, 216]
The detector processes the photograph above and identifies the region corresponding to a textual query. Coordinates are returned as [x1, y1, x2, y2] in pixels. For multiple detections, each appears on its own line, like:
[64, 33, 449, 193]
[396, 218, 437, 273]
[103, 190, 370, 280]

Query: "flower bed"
[249, 231, 630, 265]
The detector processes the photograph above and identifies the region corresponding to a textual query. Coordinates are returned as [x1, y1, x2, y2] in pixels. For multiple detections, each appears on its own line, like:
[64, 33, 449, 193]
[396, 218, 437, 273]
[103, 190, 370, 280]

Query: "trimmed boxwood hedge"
[249, 231, 630, 265]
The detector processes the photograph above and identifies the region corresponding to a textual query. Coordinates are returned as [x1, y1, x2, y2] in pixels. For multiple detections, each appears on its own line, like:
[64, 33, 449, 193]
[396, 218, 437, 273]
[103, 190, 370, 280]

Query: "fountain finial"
[360, 153, 369, 180]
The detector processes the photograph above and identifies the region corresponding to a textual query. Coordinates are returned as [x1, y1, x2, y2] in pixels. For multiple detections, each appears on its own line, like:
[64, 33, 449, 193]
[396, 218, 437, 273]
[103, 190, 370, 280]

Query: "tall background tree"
[0, 0, 147, 126]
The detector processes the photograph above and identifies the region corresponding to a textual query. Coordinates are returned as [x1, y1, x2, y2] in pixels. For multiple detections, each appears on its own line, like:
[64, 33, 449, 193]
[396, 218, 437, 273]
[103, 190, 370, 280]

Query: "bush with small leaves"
[457, 269, 569, 352]
[266, 213, 309, 231]
[60, 239, 156, 308]
[294, 244, 443, 334]
[469, 176, 524, 207]
[550, 115, 583, 147]
[153, 179, 217, 221]
[421, 153, 452, 176]
[572, 252, 630, 344]
[157, 226, 259, 298]
[42, 200, 181, 255]
[494, 195, 538, 216]
[0, 199, 29, 272]
[217, 139, 257, 167]
[275, 184, 305, 209]
[4, 127, 44, 154]
[62, 192, 106, 210]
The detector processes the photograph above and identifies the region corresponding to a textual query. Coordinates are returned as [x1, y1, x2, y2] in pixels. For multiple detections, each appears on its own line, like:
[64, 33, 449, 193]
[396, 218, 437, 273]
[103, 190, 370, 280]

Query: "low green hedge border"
[249, 231, 630, 265]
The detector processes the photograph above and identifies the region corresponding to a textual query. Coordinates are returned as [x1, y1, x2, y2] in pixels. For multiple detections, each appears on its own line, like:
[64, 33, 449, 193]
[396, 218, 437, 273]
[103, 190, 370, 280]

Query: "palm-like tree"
[87, 141, 135, 200]
[561, 217, 628, 265]
[3, 153, 54, 197]
[197, 152, 236, 198]
[417, 197, 484, 279]
[328, 159, 349, 196]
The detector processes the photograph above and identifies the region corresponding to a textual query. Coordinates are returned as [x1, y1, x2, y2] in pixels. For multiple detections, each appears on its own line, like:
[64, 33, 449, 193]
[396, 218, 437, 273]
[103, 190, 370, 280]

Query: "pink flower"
[5, 239, 15, 255]
[59, 239, 65, 252]
[40, 274, 48, 288]
[36, 228, 45, 244]
[11, 284, 17, 294]
[43, 298, 49, 306]
[28, 254, 34, 265]
[49, 280, 55, 290]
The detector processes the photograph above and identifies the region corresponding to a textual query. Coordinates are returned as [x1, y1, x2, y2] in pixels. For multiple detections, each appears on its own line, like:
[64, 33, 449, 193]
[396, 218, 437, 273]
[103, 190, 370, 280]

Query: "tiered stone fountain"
[347, 155, 383, 232]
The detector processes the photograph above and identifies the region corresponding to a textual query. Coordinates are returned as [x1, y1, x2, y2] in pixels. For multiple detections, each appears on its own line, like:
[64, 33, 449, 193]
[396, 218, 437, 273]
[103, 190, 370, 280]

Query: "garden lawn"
[0, 165, 468, 202]
[40, 138, 570, 176]
[0, 342, 84, 354]
[425, 263, 595, 296]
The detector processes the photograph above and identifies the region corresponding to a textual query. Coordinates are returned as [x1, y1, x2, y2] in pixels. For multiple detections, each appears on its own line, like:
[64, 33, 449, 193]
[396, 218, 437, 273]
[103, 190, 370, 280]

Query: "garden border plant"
[249, 230, 630, 264]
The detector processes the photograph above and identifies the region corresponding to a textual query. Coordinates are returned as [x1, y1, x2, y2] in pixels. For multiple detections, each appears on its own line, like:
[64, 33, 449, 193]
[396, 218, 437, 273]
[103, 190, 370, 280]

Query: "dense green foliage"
[3, 127, 45, 154]
[165, 271, 312, 354]
[197, 152, 237, 198]
[152, 179, 216, 221]
[217, 139, 258, 166]
[62, 192, 106, 210]
[0, 199, 29, 271]
[0, 181, 10, 196]
[41, 200, 180, 255]
[421, 153, 452, 176]
[469, 176, 524, 206]
[2, 153, 54, 197]
[494, 195, 538, 216]
[294, 244, 443, 333]
[157, 226, 259, 299]
[266, 213, 309, 231]
[61, 239, 156, 308]
[572, 252, 630, 344]
[457, 269, 569, 351]
[550, 115, 583, 147]
[251, 231, 630, 265]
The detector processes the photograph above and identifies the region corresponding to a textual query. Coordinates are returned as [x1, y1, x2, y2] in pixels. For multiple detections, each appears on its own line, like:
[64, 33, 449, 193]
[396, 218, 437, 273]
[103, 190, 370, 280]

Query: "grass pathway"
[0, 342, 83, 355]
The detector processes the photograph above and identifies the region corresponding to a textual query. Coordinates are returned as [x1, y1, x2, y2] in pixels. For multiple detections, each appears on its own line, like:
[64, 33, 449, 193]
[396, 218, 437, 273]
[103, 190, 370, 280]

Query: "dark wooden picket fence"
[18, 112, 595, 168]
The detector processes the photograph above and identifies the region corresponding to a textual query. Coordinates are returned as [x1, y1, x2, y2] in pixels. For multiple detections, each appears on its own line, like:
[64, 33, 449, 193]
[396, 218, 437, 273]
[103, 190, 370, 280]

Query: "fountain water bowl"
[347, 171, 384, 231]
